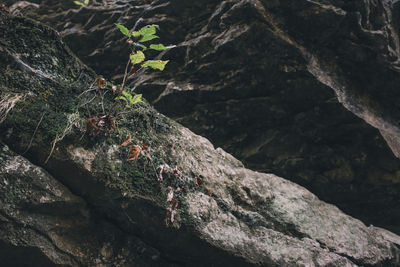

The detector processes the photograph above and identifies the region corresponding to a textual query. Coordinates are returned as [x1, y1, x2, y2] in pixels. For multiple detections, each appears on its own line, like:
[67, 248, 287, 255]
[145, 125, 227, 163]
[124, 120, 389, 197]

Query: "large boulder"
[1, 10, 400, 266]
[8, 0, 400, 234]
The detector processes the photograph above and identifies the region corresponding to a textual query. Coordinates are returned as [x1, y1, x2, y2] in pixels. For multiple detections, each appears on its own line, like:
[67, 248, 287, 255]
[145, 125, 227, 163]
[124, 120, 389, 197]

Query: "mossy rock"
[1, 10, 400, 267]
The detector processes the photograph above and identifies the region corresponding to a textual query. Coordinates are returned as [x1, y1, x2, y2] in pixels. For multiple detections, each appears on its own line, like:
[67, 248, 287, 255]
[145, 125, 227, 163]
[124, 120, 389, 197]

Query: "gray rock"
[0, 10, 399, 266]
[8, 0, 400, 234]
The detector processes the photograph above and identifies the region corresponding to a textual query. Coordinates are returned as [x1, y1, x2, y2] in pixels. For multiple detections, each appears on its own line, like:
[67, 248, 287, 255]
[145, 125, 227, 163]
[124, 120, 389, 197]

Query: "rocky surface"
[7, 0, 400, 234]
[1, 9, 400, 266]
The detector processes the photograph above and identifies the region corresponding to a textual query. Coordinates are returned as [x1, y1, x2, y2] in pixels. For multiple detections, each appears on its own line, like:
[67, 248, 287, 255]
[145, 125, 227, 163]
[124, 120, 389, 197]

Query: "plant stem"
[119, 57, 131, 96]
[110, 57, 131, 116]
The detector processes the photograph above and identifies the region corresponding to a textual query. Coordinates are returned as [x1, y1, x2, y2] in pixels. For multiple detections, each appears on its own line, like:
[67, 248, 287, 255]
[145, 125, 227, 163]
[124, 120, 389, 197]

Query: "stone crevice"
[0, 209, 79, 265]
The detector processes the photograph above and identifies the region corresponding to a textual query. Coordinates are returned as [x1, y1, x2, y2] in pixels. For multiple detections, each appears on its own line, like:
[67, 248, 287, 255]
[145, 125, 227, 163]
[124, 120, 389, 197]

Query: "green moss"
[0, 11, 191, 225]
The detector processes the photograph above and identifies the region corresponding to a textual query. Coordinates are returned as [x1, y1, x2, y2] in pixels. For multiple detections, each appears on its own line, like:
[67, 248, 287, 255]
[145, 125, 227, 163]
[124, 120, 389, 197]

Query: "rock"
[0, 10, 400, 266]
[9, 0, 400, 234]
[0, 142, 166, 267]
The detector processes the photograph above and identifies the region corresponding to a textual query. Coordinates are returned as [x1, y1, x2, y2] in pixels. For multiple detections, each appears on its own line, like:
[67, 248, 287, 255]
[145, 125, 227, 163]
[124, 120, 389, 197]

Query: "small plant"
[116, 90, 144, 109]
[44, 22, 172, 164]
[74, 0, 89, 7]
[78, 23, 172, 140]
[114, 23, 170, 107]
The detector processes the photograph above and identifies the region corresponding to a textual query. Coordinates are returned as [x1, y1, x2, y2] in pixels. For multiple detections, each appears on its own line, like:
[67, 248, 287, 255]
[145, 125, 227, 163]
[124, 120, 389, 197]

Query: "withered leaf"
[96, 77, 106, 88]
[165, 198, 178, 227]
[0, 4, 9, 13]
[85, 116, 98, 136]
[141, 141, 149, 150]
[121, 134, 132, 147]
[127, 145, 141, 161]
[172, 166, 182, 180]
[157, 164, 170, 182]
[166, 187, 174, 202]
[85, 114, 115, 137]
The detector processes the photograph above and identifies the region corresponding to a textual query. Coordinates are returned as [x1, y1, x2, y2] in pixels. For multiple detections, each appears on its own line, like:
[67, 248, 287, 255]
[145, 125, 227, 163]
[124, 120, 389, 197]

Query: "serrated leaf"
[132, 31, 141, 38]
[118, 91, 144, 107]
[115, 23, 131, 38]
[122, 91, 133, 102]
[139, 34, 159, 43]
[134, 43, 147, 50]
[141, 60, 169, 71]
[74, 1, 84, 6]
[130, 51, 145, 65]
[139, 25, 157, 36]
[131, 94, 143, 105]
[149, 44, 167, 51]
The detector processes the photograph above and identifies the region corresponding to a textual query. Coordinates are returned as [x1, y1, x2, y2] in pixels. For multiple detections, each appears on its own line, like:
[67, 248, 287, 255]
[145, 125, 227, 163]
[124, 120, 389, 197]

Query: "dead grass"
[0, 93, 24, 123]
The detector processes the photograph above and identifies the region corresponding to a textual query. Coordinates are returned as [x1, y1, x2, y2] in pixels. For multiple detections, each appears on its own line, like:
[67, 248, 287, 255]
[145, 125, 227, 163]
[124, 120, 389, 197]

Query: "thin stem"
[119, 57, 131, 95]
[109, 57, 131, 116]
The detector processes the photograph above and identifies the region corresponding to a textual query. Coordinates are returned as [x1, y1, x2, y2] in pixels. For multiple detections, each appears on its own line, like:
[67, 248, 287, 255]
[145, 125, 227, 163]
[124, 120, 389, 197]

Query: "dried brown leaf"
[141, 141, 149, 150]
[85, 116, 98, 136]
[96, 78, 106, 88]
[127, 145, 141, 161]
[0, 4, 9, 13]
[121, 134, 132, 147]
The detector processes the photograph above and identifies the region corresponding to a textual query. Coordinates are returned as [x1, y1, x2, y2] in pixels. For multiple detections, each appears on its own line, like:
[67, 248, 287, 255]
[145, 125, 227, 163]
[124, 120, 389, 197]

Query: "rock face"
[1, 10, 400, 266]
[8, 0, 400, 234]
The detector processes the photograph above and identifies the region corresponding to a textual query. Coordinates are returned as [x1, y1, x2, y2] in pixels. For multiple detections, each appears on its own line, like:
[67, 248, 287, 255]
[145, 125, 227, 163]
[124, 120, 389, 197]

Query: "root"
[0, 93, 24, 123]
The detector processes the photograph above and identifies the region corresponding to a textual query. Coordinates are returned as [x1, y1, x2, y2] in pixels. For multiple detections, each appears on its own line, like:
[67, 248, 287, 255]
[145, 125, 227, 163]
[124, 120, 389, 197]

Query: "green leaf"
[149, 44, 167, 51]
[84, 0, 89, 5]
[130, 51, 145, 65]
[115, 24, 131, 38]
[122, 91, 133, 101]
[115, 96, 127, 101]
[141, 60, 169, 71]
[134, 43, 147, 50]
[133, 43, 147, 51]
[117, 91, 143, 108]
[139, 35, 159, 43]
[131, 94, 143, 105]
[132, 31, 141, 38]
[139, 25, 157, 36]
[74, 1, 85, 6]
